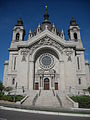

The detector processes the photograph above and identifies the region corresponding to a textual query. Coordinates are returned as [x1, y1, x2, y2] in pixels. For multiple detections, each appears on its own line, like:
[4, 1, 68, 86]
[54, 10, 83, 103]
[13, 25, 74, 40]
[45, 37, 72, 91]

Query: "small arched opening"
[16, 33, 20, 41]
[74, 32, 78, 41]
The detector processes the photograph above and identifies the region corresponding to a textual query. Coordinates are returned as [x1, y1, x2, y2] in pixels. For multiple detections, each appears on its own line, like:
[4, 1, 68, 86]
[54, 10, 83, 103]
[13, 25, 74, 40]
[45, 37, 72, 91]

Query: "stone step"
[22, 90, 38, 106]
[22, 90, 74, 108]
[35, 90, 61, 107]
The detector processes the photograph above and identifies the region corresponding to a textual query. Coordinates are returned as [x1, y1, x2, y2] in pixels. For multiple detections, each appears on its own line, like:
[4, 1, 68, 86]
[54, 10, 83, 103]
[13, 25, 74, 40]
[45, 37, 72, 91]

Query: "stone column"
[27, 59, 29, 90]
[39, 76, 41, 89]
[28, 60, 34, 91]
[39, 76, 42, 90]
[49, 77, 51, 90]
[51, 76, 54, 90]
[59, 60, 66, 94]
[41, 75, 44, 90]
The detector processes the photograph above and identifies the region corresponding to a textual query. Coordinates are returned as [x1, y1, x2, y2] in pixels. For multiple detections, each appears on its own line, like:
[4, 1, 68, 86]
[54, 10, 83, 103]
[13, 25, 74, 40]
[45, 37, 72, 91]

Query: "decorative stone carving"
[22, 55, 26, 61]
[20, 48, 29, 61]
[29, 36, 64, 55]
[67, 56, 72, 61]
[64, 48, 73, 62]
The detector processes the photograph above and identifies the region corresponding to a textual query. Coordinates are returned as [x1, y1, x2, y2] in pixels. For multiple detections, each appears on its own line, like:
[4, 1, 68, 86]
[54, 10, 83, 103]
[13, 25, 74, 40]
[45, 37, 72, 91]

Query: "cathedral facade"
[3, 7, 90, 108]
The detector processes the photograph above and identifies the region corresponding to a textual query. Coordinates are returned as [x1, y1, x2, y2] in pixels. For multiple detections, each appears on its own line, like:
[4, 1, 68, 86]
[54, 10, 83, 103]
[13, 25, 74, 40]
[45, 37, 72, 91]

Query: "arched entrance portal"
[44, 78, 49, 90]
[33, 47, 60, 90]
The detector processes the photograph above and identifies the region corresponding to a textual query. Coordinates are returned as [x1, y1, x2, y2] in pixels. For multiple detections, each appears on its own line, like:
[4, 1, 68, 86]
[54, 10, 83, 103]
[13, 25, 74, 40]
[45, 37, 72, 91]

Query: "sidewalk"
[0, 105, 90, 117]
[0, 100, 90, 116]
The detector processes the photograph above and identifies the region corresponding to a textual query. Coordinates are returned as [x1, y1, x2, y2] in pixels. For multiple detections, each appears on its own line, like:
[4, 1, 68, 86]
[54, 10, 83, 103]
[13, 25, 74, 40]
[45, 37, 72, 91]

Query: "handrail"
[52, 89, 55, 96]
[20, 95, 28, 104]
[33, 93, 38, 105]
[39, 89, 41, 96]
[56, 94, 62, 107]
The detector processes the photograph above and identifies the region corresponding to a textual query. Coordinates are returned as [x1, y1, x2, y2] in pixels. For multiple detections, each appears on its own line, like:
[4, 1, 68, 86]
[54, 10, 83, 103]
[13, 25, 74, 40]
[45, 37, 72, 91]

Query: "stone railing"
[66, 95, 78, 108]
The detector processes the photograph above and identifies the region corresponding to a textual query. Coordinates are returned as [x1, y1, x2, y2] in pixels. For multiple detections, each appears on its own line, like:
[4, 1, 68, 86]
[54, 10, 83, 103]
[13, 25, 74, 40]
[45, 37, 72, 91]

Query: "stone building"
[3, 6, 90, 108]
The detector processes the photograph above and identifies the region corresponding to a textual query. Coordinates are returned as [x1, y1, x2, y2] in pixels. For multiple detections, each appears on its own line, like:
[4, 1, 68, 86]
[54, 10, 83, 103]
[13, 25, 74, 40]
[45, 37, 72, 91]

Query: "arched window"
[78, 78, 81, 85]
[16, 33, 20, 41]
[74, 32, 77, 40]
[38, 28, 40, 32]
[14, 57, 16, 70]
[12, 78, 15, 85]
[77, 57, 80, 70]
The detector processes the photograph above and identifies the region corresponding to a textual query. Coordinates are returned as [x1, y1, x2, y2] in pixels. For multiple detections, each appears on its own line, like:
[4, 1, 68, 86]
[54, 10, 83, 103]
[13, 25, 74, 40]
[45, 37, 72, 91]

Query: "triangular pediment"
[28, 29, 66, 47]
[17, 29, 76, 52]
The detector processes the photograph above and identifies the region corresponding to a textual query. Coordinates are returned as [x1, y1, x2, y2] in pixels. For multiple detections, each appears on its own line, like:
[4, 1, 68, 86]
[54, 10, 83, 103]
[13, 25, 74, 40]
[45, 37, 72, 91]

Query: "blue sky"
[0, 0, 90, 81]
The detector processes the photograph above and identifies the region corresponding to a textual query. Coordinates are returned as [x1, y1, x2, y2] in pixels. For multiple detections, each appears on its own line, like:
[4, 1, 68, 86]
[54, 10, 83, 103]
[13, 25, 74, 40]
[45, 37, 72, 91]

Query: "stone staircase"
[56, 93, 72, 108]
[35, 90, 61, 108]
[22, 90, 38, 106]
[22, 90, 78, 108]
[55, 92, 78, 108]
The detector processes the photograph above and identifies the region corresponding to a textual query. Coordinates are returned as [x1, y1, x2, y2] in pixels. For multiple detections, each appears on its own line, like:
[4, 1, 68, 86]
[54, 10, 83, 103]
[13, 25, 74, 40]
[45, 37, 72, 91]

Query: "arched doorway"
[44, 78, 49, 90]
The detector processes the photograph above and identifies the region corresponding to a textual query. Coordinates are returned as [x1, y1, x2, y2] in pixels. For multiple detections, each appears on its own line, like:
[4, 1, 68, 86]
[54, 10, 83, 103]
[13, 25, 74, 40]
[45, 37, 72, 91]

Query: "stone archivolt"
[27, 37, 64, 55]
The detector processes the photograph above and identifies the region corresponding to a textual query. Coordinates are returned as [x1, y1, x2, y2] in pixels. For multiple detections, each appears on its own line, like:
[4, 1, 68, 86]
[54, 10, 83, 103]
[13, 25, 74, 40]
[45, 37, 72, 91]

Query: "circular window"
[42, 56, 51, 66]
[39, 53, 54, 70]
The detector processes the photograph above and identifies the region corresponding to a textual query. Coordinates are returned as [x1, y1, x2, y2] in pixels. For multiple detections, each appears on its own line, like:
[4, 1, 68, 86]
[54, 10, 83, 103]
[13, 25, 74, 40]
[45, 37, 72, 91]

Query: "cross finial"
[44, 5, 49, 22]
[29, 29, 32, 33]
[45, 5, 47, 9]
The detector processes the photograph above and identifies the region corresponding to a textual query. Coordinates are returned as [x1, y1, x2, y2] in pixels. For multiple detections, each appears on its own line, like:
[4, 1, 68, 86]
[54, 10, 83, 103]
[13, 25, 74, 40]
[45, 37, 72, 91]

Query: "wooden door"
[44, 78, 49, 90]
[35, 83, 39, 90]
[55, 83, 58, 90]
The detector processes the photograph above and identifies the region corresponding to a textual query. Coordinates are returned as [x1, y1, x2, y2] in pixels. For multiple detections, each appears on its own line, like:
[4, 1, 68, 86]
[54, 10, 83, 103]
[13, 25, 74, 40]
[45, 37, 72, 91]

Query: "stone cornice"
[15, 30, 76, 49]
[76, 48, 85, 51]
[9, 29, 84, 52]
[8, 48, 18, 51]
[27, 29, 76, 47]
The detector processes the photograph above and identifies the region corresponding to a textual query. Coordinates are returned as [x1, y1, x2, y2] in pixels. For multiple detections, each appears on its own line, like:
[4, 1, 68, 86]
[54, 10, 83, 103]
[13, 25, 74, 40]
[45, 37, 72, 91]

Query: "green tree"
[5, 87, 13, 92]
[0, 82, 4, 93]
[88, 87, 90, 94]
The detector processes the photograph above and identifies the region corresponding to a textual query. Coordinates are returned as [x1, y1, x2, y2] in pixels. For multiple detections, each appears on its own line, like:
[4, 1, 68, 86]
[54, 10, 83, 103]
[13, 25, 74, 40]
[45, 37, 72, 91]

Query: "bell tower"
[68, 18, 83, 48]
[12, 18, 25, 42]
